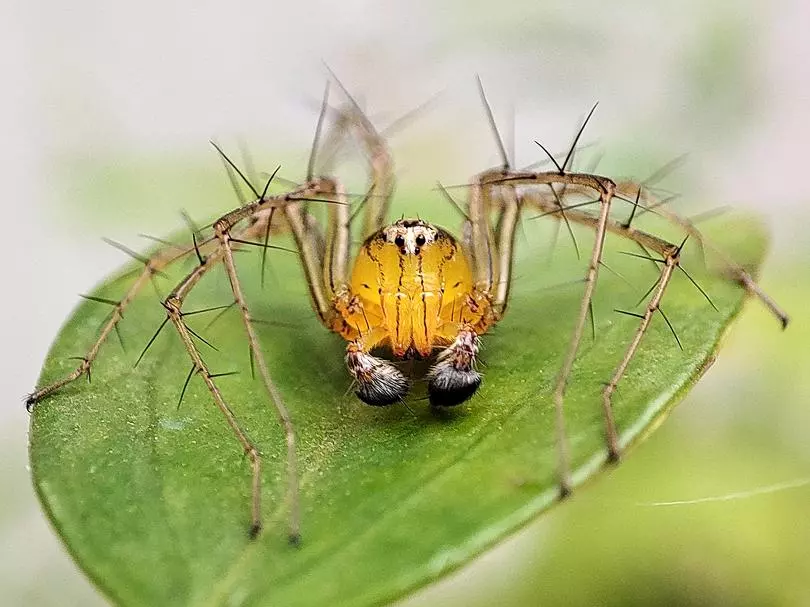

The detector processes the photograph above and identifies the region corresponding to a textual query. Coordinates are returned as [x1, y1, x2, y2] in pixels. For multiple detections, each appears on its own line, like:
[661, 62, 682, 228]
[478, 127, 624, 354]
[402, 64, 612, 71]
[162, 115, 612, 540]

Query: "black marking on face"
[383, 219, 438, 256]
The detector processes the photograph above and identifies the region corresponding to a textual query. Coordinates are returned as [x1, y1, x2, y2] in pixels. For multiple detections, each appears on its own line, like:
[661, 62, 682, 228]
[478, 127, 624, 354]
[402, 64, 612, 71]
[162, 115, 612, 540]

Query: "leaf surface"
[30, 190, 767, 606]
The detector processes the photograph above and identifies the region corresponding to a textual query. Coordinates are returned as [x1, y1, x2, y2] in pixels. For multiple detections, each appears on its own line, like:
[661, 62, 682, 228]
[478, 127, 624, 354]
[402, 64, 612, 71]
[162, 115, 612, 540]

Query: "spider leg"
[549, 177, 615, 495]
[430, 166, 519, 409]
[286, 95, 396, 331]
[282, 178, 344, 326]
[215, 220, 302, 542]
[484, 170, 617, 495]
[321, 71, 396, 240]
[601, 243, 681, 460]
[489, 179, 522, 316]
[494, 167, 788, 491]
[206, 174, 361, 539]
[163, 298, 264, 538]
[26, 237, 204, 408]
[615, 181, 789, 329]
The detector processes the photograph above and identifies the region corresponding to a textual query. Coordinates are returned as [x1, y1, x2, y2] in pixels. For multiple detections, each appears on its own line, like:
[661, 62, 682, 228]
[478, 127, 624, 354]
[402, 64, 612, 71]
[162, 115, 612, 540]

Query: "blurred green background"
[2, 0, 808, 605]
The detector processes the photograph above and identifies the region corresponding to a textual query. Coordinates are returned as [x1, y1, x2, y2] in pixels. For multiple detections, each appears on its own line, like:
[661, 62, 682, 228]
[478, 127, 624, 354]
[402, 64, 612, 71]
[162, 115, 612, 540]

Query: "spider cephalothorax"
[333, 218, 497, 407]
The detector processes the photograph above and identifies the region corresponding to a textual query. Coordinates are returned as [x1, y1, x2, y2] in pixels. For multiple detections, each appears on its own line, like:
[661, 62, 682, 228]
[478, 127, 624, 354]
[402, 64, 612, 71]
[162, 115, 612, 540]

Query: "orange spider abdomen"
[345, 220, 480, 357]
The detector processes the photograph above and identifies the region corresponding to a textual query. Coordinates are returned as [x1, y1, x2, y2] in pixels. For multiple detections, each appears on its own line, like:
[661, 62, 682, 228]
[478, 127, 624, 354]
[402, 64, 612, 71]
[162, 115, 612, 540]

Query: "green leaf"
[29, 189, 768, 606]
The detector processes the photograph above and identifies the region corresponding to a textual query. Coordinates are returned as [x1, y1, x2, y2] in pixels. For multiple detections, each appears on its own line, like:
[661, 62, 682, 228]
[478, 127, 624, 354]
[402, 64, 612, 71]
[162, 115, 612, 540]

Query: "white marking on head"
[384, 220, 438, 255]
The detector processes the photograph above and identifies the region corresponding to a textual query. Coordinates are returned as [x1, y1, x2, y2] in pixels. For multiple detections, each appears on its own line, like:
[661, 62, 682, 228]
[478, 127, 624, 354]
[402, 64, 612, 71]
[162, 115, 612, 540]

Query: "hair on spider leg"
[621, 187, 643, 230]
[197, 301, 237, 331]
[227, 237, 298, 255]
[101, 237, 150, 266]
[180, 208, 202, 239]
[180, 303, 235, 318]
[657, 307, 683, 351]
[618, 249, 667, 264]
[112, 322, 127, 353]
[177, 363, 196, 409]
[520, 141, 600, 172]
[101, 237, 171, 281]
[687, 205, 734, 225]
[138, 233, 186, 250]
[614, 308, 646, 320]
[183, 321, 219, 352]
[78, 293, 122, 309]
[209, 140, 261, 202]
[134, 316, 170, 368]
[642, 152, 690, 189]
[633, 274, 663, 309]
[619, 192, 682, 227]
[529, 102, 600, 178]
[88, 305, 128, 353]
[677, 265, 719, 311]
[561, 103, 599, 175]
[190, 232, 205, 266]
[526, 197, 602, 221]
[378, 89, 445, 139]
[598, 259, 633, 289]
[476, 75, 511, 171]
[177, 366, 240, 410]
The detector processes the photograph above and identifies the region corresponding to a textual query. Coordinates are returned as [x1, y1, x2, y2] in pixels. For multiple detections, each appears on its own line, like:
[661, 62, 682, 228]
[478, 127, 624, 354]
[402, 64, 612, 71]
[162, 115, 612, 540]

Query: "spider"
[27, 77, 789, 542]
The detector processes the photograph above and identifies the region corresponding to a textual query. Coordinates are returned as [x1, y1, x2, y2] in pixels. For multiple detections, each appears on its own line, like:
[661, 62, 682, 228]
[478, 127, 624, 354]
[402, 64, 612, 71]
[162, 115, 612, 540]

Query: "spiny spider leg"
[28, 93, 364, 539]
[490, 168, 787, 490]
[479, 169, 616, 494]
[26, 240, 203, 408]
[159, 207, 273, 538]
[602, 242, 681, 458]
[210, 183, 350, 541]
[158, 174, 349, 540]
[614, 181, 790, 328]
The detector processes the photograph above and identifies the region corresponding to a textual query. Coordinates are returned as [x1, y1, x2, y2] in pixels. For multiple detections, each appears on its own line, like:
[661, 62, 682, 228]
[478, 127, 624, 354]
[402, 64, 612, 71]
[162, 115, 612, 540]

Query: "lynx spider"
[27, 77, 789, 542]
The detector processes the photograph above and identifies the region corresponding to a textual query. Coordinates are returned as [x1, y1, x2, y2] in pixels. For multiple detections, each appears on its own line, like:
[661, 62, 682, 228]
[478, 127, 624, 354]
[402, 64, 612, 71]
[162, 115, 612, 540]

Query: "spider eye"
[394, 235, 405, 247]
[415, 234, 426, 246]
